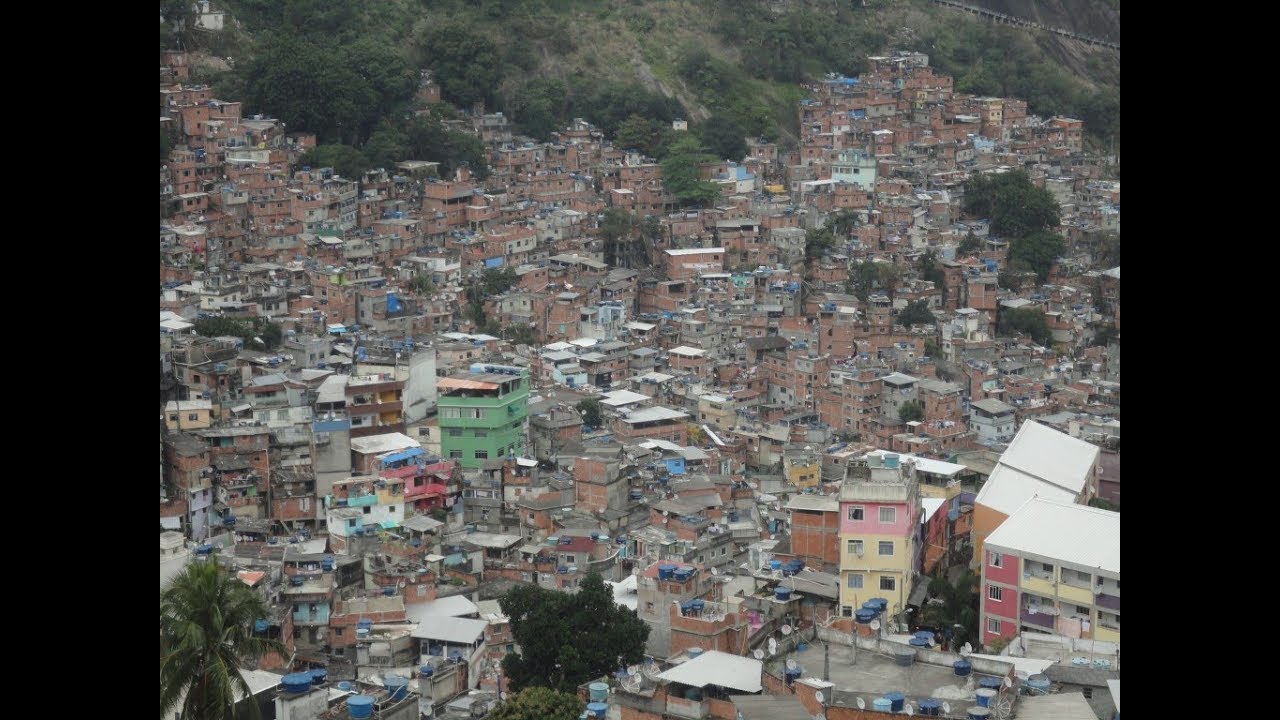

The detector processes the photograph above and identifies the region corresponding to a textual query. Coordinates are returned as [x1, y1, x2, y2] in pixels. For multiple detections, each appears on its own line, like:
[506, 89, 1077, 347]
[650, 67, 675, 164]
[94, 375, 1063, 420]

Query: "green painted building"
[437, 364, 530, 468]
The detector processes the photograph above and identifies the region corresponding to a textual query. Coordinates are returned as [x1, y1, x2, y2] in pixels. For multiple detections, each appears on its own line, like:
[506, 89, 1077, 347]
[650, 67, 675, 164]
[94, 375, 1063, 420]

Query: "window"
[879, 507, 897, 524]
[848, 506, 864, 521]
[474, 430, 487, 438]
[989, 552, 1003, 568]
[442, 408, 461, 419]
[878, 541, 894, 556]
[847, 574, 864, 589]
[847, 539, 864, 556]
[842, 605, 854, 617]
[880, 576, 896, 591]
[363, 506, 371, 515]
[475, 450, 488, 460]
[169, 414, 178, 422]
[988, 585, 1003, 601]
[334, 627, 344, 636]
[389, 506, 397, 513]
[987, 617, 1000, 633]
[448, 428, 463, 437]
[449, 450, 463, 459]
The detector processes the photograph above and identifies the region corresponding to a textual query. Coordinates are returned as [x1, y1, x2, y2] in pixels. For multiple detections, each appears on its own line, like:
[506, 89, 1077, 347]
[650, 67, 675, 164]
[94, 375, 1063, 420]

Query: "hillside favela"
[160, 2, 1120, 720]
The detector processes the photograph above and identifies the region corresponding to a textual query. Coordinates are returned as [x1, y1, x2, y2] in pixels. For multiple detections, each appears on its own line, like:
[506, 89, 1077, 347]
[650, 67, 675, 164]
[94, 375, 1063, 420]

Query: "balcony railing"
[1020, 609, 1055, 629]
[1095, 592, 1120, 612]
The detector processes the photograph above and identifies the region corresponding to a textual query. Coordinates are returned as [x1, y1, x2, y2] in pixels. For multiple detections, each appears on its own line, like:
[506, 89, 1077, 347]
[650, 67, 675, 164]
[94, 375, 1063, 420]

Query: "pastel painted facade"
[437, 364, 530, 468]
[980, 497, 1119, 648]
[325, 475, 406, 534]
[837, 455, 921, 620]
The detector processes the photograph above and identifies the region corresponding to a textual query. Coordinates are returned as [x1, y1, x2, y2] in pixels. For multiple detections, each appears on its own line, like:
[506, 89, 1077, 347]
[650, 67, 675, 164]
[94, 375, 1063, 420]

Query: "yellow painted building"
[163, 399, 214, 432]
[837, 455, 921, 626]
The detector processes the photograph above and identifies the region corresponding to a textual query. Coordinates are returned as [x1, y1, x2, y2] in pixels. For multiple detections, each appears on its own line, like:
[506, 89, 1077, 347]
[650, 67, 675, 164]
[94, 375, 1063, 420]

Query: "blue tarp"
[484, 257, 504, 268]
[386, 292, 401, 313]
[382, 447, 425, 465]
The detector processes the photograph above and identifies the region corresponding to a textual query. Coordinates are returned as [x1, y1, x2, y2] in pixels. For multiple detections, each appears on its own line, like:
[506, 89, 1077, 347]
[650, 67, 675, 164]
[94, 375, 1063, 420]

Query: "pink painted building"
[980, 546, 1021, 644]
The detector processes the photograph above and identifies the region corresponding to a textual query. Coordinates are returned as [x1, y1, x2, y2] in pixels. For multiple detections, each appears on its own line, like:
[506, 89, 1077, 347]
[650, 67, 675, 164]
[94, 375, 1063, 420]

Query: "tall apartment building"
[437, 364, 529, 468]
[838, 453, 921, 623]
[980, 497, 1120, 647]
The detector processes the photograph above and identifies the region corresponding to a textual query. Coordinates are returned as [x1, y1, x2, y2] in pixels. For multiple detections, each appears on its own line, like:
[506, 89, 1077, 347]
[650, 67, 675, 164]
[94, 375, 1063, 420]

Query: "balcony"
[1020, 608, 1055, 629]
[1095, 592, 1120, 612]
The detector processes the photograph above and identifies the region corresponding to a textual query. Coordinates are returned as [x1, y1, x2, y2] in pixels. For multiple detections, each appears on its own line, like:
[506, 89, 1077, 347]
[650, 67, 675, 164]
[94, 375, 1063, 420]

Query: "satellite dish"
[904, 703, 914, 716]
[627, 665, 640, 675]
[768, 638, 778, 655]
[662, 510, 669, 516]
[942, 703, 951, 715]
[815, 691, 825, 704]
[961, 642, 973, 656]
[870, 619, 881, 631]
[782, 625, 793, 635]
[785, 659, 798, 671]
[753, 649, 765, 660]
[856, 698, 866, 710]
[1003, 676, 1013, 689]
[711, 567, 719, 576]
[663, 518, 669, 524]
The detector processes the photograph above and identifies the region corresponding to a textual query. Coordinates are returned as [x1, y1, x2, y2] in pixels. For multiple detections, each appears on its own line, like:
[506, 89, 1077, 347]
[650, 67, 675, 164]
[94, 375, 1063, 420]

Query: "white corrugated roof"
[404, 595, 479, 623]
[975, 421, 1097, 515]
[620, 406, 689, 423]
[601, 389, 650, 406]
[656, 650, 762, 693]
[409, 616, 488, 643]
[985, 496, 1119, 574]
[665, 247, 726, 256]
[865, 450, 965, 477]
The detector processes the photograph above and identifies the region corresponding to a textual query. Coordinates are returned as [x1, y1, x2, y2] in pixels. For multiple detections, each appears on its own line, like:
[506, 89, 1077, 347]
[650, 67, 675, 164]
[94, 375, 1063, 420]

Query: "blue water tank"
[383, 586, 396, 596]
[886, 692, 905, 712]
[861, 601, 882, 613]
[420, 665, 434, 677]
[223, 514, 237, 526]
[953, 659, 972, 677]
[358, 618, 373, 630]
[868, 598, 889, 613]
[784, 668, 802, 684]
[918, 698, 941, 716]
[769, 560, 782, 571]
[282, 673, 314, 694]
[385, 675, 409, 701]
[658, 563, 677, 580]
[687, 647, 704, 658]
[347, 695, 375, 719]
[689, 599, 705, 612]
[1026, 674, 1051, 692]
[290, 576, 305, 586]
[321, 555, 335, 571]
[775, 587, 793, 601]
[915, 630, 935, 641]
[978, 677, 1002, 690]
[884, 453, 900, 469]
[310, 668, 327, 685]
[337, 681, 353, 692]
[976, 688, 997, 707]
[587, 702, 609, 718]
[873, 698, 893, 712]
[673, 567, 694, 582]
[894, 650, 915, 667]
[968, 708, 991, 719]
[909, 637, 930, 648]
[589, 682, 609, 702]
[854, 609, 877, 624]
[254, 619, 269, 633]
[195, 544, 214, 555]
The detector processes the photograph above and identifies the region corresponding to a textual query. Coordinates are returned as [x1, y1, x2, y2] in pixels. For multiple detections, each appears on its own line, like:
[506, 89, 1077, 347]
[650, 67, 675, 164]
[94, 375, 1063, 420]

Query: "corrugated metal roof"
[656, 650, 762, 693]
[986, 496, 1119, 574]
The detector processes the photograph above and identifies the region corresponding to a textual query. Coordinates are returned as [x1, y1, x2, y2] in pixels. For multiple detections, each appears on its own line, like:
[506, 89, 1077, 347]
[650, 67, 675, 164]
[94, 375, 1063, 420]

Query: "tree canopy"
[963, 171, 1060, 239]
[897, 300, 936, 328]
[1009, 229, 1065, 283]
[576, 398, 602, 428]
[899, 399, 925, 423]
[416, 20, 501, 109]
[487, 687, 584, 720]
[499, 572, 649, 694]
[160, 562, 286, 720]
[660, 135, 721, 207]
[999, 307, 1053, 346]
[699, 112, 748, 162]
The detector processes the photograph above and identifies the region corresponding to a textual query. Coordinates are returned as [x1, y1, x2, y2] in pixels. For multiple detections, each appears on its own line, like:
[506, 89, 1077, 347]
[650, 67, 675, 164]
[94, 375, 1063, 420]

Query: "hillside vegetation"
[168, 0, 1119, 170]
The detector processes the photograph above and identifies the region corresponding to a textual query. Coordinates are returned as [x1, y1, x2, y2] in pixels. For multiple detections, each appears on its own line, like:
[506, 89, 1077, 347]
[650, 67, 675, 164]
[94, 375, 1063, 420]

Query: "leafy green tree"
[897, 300, 936, 328]
[409, 273, 436, 295]
[576, 398, 603, 428]
[416, 21, 500, 109]
[699, 112, 748, 162]
[160, 562, 286, 720]
[899, 399, 925, 423]
[803, 227, 835, 270]
[488, 687, 583, 720]
[832, 209, 862, 238]
[876, 263, 903, 301]
[507, 78, 568, 141]
[963, 171, 1059, 239]
[957, 230, 982, 255]
[846, 261, 881, 303]
[920, 571, 980, 652]
[300, 144, 371, 179]
[1088, 497, 1119, 512]
[340, 37, 417, 136]
[999, 307, 1052, 346]
[363, 125, 409, 170]
[660, 135, 721, 207]
[405, 115, 489, 179]
[613, 114, 672, 157]
[1009, 229, 1065, 283]
[500, 572, 649, 694]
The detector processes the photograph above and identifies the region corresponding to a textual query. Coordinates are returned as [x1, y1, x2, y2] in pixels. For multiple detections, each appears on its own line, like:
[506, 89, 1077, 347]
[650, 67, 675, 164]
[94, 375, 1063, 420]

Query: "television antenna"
[856, 698, 866, 710]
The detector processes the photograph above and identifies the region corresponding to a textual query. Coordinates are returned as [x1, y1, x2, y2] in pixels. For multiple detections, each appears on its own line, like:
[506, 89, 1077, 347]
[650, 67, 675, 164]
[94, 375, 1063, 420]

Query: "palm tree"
[160, 561, 287, 720]
[922, 570, 980, 652]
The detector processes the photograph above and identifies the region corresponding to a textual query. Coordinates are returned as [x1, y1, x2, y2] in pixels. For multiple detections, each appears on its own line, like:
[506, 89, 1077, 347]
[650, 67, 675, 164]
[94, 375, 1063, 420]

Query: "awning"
[379, 519, 399, 530]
